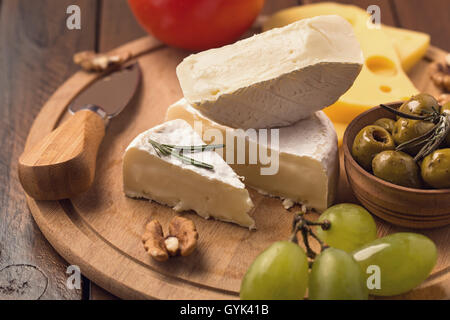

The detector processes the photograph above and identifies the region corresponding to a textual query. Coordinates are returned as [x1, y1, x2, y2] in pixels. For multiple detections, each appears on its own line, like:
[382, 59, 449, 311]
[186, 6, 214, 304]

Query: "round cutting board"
[23, 36, 450, 300]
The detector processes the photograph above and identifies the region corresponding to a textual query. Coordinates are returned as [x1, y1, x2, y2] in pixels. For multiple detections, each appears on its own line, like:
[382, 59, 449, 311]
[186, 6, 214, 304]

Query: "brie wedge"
[166, 99, 339, 212]
[123, 119, 255, 228]
[176, 15, 363, 129]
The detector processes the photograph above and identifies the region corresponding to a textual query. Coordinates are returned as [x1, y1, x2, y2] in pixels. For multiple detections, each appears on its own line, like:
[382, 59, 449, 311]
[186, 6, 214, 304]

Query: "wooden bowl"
[343, 102, 450, 229]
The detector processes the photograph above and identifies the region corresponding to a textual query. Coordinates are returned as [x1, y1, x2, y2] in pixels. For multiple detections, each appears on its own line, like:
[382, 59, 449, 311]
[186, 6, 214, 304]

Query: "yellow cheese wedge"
[263, 2, 421, 144]
[382, 26, 430, 72]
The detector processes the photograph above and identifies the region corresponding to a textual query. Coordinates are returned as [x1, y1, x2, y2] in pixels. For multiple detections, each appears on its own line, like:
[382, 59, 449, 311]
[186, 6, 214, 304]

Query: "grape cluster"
[240, 204, 437, 300]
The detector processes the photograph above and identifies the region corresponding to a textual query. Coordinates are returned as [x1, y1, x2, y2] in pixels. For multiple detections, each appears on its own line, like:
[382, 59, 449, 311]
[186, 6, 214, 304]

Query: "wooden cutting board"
[23, 36, 450, 300]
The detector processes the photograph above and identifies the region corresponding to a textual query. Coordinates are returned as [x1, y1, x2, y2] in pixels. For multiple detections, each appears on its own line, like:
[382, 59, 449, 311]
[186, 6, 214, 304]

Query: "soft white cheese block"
[176, 15, 363, 129]
[166, 99, 339, 212]
[123, 119, 255, 228]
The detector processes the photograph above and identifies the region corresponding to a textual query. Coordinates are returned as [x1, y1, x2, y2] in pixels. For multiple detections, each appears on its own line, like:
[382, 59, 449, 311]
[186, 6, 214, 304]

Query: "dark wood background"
[0, 0, 449, 300]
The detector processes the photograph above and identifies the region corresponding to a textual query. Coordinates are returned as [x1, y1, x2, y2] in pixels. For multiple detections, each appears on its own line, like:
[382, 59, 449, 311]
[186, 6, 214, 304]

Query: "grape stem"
[290, 213, 330, 261]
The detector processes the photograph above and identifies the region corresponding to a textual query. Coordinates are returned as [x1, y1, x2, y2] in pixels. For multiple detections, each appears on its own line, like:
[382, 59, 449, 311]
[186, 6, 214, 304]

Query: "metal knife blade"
[69, 62, 141, 119]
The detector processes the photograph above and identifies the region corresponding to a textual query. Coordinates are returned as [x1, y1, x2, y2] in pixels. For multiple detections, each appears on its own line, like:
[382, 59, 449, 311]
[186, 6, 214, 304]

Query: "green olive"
[392, 118, 435, 155]
[398, 93, 439, 117]
[372, 150, 422, 188]
[421, 149, 450, 189]
[441, 102, 450, 147]
[352, 125, 395, 171]
[373, 118, 395, 134]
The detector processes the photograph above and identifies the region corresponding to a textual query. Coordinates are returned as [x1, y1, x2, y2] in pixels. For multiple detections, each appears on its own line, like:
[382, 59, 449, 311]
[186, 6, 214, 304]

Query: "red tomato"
[128, 0, 265, 51]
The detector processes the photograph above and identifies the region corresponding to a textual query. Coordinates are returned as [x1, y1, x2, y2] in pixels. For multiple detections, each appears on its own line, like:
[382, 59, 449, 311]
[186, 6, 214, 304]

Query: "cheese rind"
[177, 15, 363, 129]
[123, 119, 255, 228]
[166, 99, 339, 212]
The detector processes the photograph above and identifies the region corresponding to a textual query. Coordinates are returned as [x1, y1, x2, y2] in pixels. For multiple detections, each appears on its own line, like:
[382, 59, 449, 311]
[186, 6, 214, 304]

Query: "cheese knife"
[18, 62, 141, 200]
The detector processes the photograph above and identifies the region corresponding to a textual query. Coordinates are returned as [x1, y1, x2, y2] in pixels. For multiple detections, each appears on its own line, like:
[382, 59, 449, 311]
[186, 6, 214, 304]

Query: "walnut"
[430, 54, 450, 92]
[142, 216, 198, 261]
[142, 220, 169, 262]
[168, 216, 199, 257]
[73, 50, 131, 72]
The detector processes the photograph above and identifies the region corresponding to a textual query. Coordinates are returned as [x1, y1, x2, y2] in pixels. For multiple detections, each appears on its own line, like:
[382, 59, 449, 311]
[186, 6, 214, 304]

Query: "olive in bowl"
[373, 118, 395, 134]
[392, 118, 435, 155]
[398, 93, 440, 117]
[372, 150, 422, 188]
[352, 125, 395, 171]
[421, 149, 450, 189]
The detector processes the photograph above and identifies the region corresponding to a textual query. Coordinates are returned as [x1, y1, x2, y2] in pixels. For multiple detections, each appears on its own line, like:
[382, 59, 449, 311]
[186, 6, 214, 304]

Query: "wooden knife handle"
[18, 109, 106, 200]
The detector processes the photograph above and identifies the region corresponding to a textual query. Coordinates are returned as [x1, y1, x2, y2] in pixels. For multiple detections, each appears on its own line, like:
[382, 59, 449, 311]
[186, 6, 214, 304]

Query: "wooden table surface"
[1, 0, 449, 300]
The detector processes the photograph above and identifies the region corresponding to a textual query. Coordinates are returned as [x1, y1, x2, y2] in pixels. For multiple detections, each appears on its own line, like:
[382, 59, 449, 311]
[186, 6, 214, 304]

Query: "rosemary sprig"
[160, 143, 225, 154]
[379, 104, 450, 161]
[395, 123, 436, 152]
[149, 139, 225, 170]
[413, 116, 449, 161]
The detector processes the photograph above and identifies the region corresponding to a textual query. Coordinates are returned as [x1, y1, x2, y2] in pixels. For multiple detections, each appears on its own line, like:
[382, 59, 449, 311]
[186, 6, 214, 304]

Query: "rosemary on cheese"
[149, 139, 225, 170]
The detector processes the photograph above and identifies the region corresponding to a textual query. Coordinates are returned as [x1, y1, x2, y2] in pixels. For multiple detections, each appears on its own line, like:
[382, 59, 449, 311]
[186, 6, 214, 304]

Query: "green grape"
[309, 248, 368, 300]
[352, 233, 437, 296]
[240, 241, 308, 300]
[316, 203, 377, 252]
